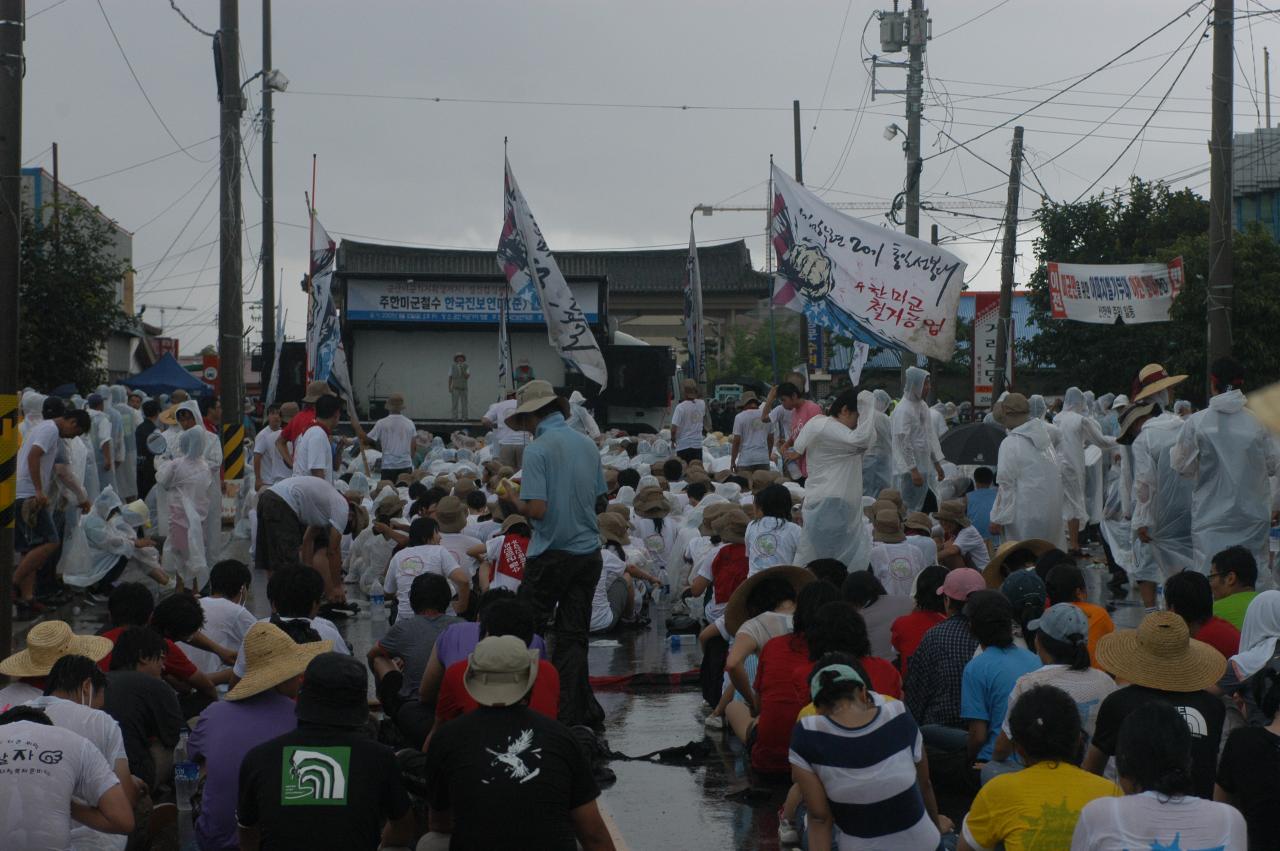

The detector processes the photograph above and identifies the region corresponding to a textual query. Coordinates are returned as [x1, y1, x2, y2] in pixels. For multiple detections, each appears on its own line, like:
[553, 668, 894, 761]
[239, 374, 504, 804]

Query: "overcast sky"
[19, 0, 1269, 351]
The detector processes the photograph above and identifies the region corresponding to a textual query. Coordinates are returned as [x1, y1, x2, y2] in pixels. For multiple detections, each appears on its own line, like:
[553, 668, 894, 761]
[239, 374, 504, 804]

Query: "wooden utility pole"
[793, 99, 809, 370]
[260, 0, 275, 408]
[0, 0, 23, 657]
[1266, 46, 1272, 127]
[993, 126, 1024, 399]
[218, 0, 246, 481]
[1207, 0, 1234, 368]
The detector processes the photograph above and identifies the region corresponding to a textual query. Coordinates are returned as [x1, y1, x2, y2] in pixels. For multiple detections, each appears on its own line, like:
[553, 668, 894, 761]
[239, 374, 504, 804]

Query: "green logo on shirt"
[281, 746, 350, 805]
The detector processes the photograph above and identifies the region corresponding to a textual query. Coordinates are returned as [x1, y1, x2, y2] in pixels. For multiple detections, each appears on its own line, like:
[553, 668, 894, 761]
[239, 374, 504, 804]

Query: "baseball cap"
[938, 567, 985, 602]
[1028, 603, 1089, 643]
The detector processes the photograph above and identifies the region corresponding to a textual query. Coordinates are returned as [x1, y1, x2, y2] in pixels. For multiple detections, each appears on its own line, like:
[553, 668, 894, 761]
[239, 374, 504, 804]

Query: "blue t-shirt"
[960, 645, 1041, 761]
[519, 413, 607, 557]
[966, 487, 998, 541]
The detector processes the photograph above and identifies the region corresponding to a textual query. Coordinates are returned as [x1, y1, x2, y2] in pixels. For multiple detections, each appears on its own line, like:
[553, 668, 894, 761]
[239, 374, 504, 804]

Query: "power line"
[95, 0, 212, 163]
[803, 1, 856, 164]
[69, 136, 219, 185]
[28, 0, 74, 18]
[168, 0, 215, 38]
[933, 0, 1015, 40]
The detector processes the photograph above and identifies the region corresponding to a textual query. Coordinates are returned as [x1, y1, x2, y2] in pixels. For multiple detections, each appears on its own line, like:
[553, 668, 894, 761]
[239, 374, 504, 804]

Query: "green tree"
[712, 321, 801, 384]
[19, 203, 131, 390]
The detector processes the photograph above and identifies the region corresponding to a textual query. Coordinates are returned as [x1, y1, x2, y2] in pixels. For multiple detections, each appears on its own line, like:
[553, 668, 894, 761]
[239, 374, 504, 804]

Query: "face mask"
[81, 685, 95, 708]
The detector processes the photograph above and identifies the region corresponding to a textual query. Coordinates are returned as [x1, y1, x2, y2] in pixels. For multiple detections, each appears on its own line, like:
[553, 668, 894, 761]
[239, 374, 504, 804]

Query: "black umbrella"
[940, 422, 1006, 466]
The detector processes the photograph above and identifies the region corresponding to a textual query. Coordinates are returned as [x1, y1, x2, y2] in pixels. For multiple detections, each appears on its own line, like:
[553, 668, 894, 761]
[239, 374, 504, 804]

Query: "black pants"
[255, 489, 303, 573]
[91, 556, 130, 595]
[700, 634, 729, 708]
[676, 448, 702, 464]
[520, 549, 605, 731]
[381, 467, 413, 484]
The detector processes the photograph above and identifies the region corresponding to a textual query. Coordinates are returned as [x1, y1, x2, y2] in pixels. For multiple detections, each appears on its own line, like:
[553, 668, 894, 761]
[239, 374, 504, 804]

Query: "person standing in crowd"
[730, 390, 772, 473]
[292, 393, 340, 483]
[274, 381, 333, 470]
[566, 390, 601, 441]
[159, 399, 223, 567]
[135, 399, 161, 500]
[1076, 702, 1246, 850]
[791, 389, 877, 570]
[482, 390, 529, 470]
[965, 466, 998, 543]
[504, 380, 609, 732]
[236, 653, 415, 850]
[87, 393, 116, 499]
[14, 408, 90, 617]
[1172, 356, 1279, 571]
[1210, 545, 1260, 630]
[891, 366, 946, 513]
[1085, 611, 1227, 799]
[861, 389, 895, 498]
[156, 427, 213, 591]
[422, 636, 614, 851]
[989, 393, 1065, 547]
[252, 404, 290, 489]
[763, 382, 822, 482]
[366, 392, 416, 482]
[670, 379, 708, 464]
[1055, 387, 1117, 556]
[448, 353, 470, 419]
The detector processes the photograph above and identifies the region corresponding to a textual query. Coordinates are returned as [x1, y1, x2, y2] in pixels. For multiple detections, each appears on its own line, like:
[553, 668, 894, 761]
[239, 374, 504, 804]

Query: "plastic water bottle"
[173, 732, 198, 812]
[370, 591, 385, 618]
[1156, 585, 1166, 612]
[669, 634, 683, 651]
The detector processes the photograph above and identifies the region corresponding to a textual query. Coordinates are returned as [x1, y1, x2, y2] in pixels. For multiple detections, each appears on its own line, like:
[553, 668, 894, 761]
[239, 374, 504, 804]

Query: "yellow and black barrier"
[222, 423, 245, 480]
[0, 394, 17, 528]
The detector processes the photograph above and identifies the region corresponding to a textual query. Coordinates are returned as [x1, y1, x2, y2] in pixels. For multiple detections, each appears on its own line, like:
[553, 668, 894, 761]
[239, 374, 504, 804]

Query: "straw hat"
[983, 538, 1057, 589]
[225, 623, 332, 701]
[993, 393, 1031, 429]
[435, 495, 468, 534]
[713, 508, 749, 544]
[633, 486, 670, 519]
[749, 469, 782, 494]
[1117, 402, 1157, 444]
[723, 565, 814, 635]
[0, 621, 112, 678]
[904, 511, 933, 534]
[302, 380, 336, 404]
[1132, 363, 1188, 402]
[932, 499, 970, 529]
[505, 380, 567, 428]
[872, 509, 906, 544]
[464, 636, 540, 707]
[876, 488, 906, 519]
[597, 512, 631, 546]
[1096, 611, 1226, 692]
[386, 392, 406, 413]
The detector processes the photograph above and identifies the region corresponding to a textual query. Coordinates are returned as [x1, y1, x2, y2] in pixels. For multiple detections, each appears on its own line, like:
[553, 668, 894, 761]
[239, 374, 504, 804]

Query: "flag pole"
[767, 156, 778, 385]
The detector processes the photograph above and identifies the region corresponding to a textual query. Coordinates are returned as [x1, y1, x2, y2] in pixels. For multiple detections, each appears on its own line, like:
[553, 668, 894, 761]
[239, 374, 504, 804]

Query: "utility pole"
[0, 0, 23, 657]
[793, 99, 809, 372]
[904, 0, 926, 239]
[260, 0, 275, 409]
[993, 126, 1024, 400]
[1266, 46, 1272, 127]
[1207, 0, 1234, 369]
[218, 0, 246, 482]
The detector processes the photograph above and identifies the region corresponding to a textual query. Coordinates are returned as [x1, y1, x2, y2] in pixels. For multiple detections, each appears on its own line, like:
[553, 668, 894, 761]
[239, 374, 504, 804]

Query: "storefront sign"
[345, 279, 600, 325]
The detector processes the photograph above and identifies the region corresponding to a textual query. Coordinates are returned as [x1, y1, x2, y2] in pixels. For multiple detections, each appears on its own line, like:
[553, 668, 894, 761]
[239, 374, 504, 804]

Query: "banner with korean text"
[972, 292, 1003, 407]
[769, 164, 966, 360]
[1046, 257, 1184, 324]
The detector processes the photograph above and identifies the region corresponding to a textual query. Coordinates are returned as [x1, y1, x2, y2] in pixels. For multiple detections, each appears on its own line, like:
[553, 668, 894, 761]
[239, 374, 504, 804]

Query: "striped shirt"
[789, 700, 941, 850]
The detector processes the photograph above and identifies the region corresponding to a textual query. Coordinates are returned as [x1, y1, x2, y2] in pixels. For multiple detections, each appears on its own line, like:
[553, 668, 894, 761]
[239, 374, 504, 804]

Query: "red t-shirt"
[861, 654, 903, 699]
[98, 627, 198, 680]
[891, 610, 946, 678]
[435, 658, 560, 722]
[280, 408, 317, 444]
[1195, 615, 1241, 659]
[710, 543, 749, 604]
[751, 634, 813, 774]
[789, 400, 823, 476]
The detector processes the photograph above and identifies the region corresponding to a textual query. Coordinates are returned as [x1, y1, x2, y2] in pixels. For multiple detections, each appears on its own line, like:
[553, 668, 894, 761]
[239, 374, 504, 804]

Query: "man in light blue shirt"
[506, 380, 607, 731]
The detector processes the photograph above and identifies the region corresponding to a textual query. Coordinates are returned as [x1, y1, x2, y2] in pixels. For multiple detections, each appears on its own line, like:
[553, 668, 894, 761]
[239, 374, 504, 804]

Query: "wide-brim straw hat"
[1096, 611, 1226, 692]
[993, 393, 1031, 428]
[506, 380, 567, 429]
[1117, 402, 1158, 443]
[1132, 363, 1188, 402]
[932, 499, 970, 529]
[714, 508, 749, 544]
[464, 636, 540, 707]
[435, 495, 468, 533]
[633, 486, 671, 519]
[302, 380, 336, 403]
[983, 538, 1056, 589]
[597, 512, 631, 546]
[723, 565, 815, 635]
[0, 620, 112, 678]
[225, 623, 332, 701]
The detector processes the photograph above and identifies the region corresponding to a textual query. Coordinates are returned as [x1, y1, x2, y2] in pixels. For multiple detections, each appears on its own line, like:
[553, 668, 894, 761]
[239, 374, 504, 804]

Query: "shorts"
[676, 448, 702, 464]
[15, 499, 59, 552]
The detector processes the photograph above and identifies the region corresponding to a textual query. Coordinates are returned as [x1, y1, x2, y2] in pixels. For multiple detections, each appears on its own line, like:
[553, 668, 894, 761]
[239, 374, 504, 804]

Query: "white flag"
[770, 164, 965, 360]
[497, 155, 608, 389]
[264, 304, 286, 409]
[683, 224, 707, 383]
[847, 341, 870, 388]
[498, 294, 513, 393]
[306, 210, 356, 410]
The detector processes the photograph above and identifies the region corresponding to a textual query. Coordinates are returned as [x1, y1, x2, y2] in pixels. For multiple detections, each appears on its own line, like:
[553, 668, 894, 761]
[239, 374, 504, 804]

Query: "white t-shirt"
[590, 549, 629, 632]
[745, 518, 802, 575]
[1001, 664, 1118, 742]
[732, 409, 772, 467]
[440, 531, 483, 579]
[671, 399, 707, 452]
[0, 681, 42, 711]
[91, 410, 112, 450]
[369, 414, 416, 469]
[252, 426, 290, 486]
[464, 516, 500, 541]
[16, 419, 60, 499]
[483, 536, 525, 592]
[953, 524, 991, 570]
[291, 424, 333, 482]
[484, 399, 528, 446]
[629, 516, 681, 573]
[382, 544, 462, 618]
[180, 596, 258, 675]
[1070, 792, 1247, 851]
[233, 615, 349, 677]
[905, 534, 938, 567]
[269, 476, 349, 531]
[869, 540, 928, 597]
[0, 720, 119, 851]
[694, 542, 730, 621]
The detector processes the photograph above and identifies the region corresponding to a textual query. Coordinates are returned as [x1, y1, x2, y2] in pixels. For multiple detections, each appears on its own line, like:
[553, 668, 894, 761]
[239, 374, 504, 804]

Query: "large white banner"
[769, 165, 966, 360]
[497, 155, 608, 389]
[306, 211, 355, 408]
[1046, 257, 1184, 324]
[344, 279, 600, 324]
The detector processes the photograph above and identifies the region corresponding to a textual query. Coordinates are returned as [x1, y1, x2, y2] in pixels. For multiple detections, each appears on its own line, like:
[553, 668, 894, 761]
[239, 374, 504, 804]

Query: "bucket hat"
[993, 393, 1031, 429]
[872, 509, 906, 544]
[932, 499, 970, 529]
[713, 509, 749, 544]
[435, 495, 468, 533]
[302, 380, 336, 404]
[597, 512, 631, 546]
[633, 486, 671, 519]
[464, 635, 540, 707]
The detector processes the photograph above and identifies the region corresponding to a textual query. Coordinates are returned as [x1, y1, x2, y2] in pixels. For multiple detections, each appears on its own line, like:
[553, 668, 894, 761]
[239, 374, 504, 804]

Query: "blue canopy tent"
[121, 353, 211, 396]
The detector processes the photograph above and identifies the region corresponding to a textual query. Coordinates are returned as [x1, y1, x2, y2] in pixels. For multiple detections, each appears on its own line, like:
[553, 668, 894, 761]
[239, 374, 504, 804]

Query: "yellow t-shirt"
[961, 761, 1120, 851]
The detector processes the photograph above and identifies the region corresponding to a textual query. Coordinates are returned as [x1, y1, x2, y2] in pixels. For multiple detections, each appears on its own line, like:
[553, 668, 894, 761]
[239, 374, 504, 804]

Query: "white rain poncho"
[1172, 388, 1280, 570]
[567, 391, 602, 439]
[156, 426, 213, 587]
[1054, 387, 1115, 525]
[159, 400, 223, 565]
[18, 391, 44, 439]
[991, 416, 1065, 546]
[862, 390, 895, 498]
[1174, 400, 1193, 417]
[1130, 410, 1194, 580]
[88, 408, 113, 499]
[890, 367, 943, 511]
[1099, 442, 1135, 573]
[1097, 394, 1120, 437]
[930, 404, 948, 440]
[793, 391, 877, 569]
[111, 386, 139, 499]
[68, 487, 162, 588]
[348, 488, 401, 594]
